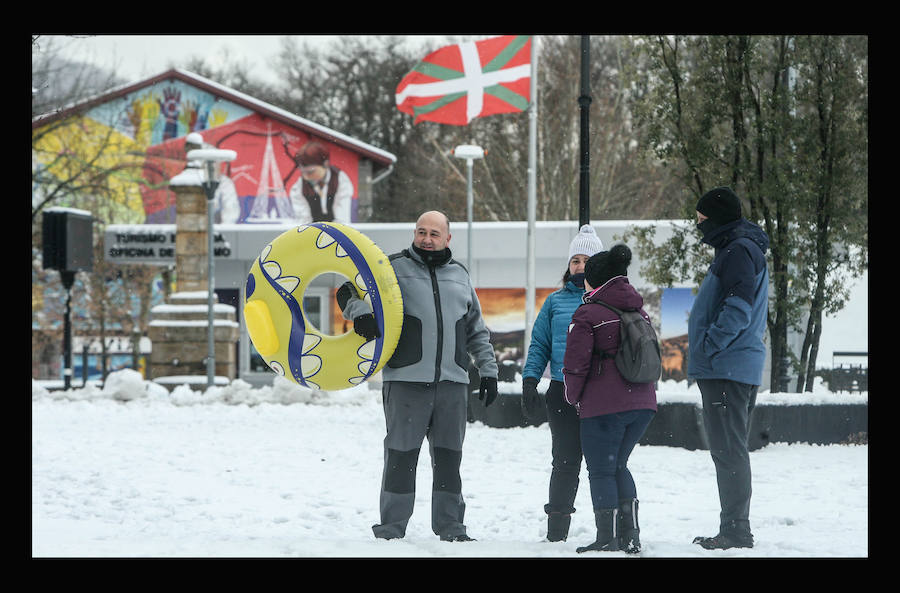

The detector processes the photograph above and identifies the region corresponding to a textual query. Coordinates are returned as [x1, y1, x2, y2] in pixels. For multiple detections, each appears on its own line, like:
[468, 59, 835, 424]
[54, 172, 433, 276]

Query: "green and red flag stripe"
[395, 35, 532, 125]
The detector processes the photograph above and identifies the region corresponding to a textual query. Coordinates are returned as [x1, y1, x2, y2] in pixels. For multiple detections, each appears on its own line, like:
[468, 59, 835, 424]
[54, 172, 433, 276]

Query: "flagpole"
[524, 35, 538, 364]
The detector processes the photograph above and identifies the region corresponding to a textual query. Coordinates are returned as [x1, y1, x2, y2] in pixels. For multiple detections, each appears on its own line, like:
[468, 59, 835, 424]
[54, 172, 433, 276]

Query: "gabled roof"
[32, 68, 396, 169]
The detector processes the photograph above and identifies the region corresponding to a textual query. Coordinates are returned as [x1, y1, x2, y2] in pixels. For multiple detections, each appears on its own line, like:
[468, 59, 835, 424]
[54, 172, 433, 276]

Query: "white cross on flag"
[395, 35, 532, 125]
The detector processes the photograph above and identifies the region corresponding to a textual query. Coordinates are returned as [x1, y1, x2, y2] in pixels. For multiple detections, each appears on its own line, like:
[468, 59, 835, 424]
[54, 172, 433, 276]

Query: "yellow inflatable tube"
[243, 223, 403, 391]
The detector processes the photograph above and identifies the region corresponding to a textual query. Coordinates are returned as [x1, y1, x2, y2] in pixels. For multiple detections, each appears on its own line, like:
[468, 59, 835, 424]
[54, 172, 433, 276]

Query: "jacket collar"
[700, 218, 770, 254]
[699, 218, 743, 248]
[409, 243, 453, 268]
[582, 275, 627, 304]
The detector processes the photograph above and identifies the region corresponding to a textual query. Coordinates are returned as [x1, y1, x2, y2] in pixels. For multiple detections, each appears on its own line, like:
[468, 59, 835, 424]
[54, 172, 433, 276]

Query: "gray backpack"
[593, 301, 661, 384]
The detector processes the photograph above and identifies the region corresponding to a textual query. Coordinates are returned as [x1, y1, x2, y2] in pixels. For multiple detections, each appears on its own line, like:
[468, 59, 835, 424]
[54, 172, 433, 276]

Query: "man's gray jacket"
[342, 245, 498, 385]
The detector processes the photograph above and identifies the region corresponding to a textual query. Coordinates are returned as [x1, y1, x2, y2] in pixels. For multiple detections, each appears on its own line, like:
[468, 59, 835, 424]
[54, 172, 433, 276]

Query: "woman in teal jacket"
[521, 225, 603, 542]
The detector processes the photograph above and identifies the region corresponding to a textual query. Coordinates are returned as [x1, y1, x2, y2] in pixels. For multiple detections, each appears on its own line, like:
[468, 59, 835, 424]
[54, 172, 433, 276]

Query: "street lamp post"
[452, 145, 485, 273]
[186, 148, 237, 388]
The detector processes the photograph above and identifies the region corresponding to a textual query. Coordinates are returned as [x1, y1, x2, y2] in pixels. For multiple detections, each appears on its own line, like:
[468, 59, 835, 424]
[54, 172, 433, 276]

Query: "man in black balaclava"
[688, 187, 770, 550]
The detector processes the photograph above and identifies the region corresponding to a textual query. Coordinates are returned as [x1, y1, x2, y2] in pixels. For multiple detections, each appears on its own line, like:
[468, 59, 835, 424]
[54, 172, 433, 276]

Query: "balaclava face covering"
[696, 186, 742, 236]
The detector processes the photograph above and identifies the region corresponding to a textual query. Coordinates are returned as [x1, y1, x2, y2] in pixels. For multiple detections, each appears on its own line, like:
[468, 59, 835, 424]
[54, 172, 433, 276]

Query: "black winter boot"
[692, 531, 753, 549]
[618, 498, 641, 554]
[576, 508, 619, 553]
[546, 512, 572, 542]
[693, 519, 753, 549]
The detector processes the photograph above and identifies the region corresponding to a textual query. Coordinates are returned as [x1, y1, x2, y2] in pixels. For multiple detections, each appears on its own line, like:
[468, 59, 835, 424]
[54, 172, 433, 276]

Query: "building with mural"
[32, 68, 396, 227]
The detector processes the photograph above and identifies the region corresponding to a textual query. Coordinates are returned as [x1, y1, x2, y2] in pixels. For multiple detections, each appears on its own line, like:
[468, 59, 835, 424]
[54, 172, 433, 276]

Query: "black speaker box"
[41, 209, 94, 273]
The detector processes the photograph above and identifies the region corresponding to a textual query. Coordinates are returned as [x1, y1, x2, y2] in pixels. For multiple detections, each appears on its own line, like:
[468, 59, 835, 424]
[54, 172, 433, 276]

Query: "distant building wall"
[104, 220, 708, 386]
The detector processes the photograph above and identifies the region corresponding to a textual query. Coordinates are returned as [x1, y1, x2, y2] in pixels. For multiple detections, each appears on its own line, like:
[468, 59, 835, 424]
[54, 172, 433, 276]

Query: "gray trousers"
[697, 378, 758, 537]
[372, 381, 469, 539]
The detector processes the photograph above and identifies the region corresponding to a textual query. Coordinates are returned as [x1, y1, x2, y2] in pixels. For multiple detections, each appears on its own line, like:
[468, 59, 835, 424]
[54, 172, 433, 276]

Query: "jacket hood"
[583, 276, 644, 311]
[701, 218, 770, 253]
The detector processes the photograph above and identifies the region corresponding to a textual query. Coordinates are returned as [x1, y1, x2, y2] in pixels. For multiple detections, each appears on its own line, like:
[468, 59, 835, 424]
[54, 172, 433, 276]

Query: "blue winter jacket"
[687, 218, 770, 386]
[523, 280, 584, 382]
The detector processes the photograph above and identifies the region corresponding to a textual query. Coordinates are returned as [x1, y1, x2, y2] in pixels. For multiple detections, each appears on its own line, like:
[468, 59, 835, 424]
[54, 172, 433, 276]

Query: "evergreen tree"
[625, 35, 867, 391]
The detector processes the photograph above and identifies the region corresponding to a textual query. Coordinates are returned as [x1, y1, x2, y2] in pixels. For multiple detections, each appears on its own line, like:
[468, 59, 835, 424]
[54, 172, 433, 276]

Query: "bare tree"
[536, 36, 681, 220]
[31, 35, 124, 118]
[32, 35, 164, 380]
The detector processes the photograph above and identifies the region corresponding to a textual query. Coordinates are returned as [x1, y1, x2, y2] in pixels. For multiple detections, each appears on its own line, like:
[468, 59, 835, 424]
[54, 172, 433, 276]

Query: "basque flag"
[395, 35, 532, 125]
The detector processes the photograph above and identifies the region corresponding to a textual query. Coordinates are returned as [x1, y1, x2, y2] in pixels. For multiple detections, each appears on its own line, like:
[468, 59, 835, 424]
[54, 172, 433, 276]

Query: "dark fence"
[822, 351, 868, 393]
[467, 392, 868, 451]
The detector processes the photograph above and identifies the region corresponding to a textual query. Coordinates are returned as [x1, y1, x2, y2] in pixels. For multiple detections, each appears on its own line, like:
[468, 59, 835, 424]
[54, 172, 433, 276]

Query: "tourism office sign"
[104, 224, 235, 265]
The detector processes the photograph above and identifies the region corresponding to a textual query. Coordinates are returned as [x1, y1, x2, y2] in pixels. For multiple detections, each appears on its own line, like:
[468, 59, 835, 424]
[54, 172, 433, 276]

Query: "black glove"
[479, 376, 498, 407]
[336, 281, 356, 312]
[521, 376, 541, 421]
[353, 313, 381, 341]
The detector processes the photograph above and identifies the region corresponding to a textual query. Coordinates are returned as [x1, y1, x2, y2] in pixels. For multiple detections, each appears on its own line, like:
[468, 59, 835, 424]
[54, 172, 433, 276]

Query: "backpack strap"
[589, 300, 623, 360]
[592, 300, 624, 316]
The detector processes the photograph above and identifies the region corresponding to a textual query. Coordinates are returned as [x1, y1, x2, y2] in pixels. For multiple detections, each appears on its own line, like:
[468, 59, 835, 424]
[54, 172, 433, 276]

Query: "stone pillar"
[147, 134, 239, 391]
[173, 134, 208, 292]
[356, 159, 373, 221]
[173, 183, 208, 292]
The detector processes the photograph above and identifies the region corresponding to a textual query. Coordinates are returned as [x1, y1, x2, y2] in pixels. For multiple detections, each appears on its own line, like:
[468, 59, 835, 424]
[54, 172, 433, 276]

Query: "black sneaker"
[693, 532, 753, 550]
[440, 534, 476, 542]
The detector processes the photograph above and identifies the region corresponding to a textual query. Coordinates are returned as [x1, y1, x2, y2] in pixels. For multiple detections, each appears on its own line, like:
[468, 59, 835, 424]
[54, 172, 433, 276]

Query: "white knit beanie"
[568, 224, 604, 261]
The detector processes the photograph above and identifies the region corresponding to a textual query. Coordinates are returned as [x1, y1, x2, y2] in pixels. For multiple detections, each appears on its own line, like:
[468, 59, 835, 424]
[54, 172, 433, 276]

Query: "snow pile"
[33, 369, 866, 408]
[33, 372, 378, 407]
[32, 372, 170, 403]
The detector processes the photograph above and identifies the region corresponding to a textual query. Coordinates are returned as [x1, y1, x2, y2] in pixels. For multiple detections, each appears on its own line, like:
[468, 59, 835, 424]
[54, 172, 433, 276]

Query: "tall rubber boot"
[618, 498, 641, 554]
[576, 508, 619, 553]
[546, 512, 572, 542]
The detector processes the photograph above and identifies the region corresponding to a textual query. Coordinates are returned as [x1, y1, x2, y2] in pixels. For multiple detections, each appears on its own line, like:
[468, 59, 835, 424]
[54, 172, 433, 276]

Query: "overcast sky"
[34, 34, 449, 87]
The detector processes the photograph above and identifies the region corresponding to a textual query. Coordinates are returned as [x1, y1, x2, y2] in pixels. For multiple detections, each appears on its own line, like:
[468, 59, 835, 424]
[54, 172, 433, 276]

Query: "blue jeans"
[580, 409, 655, 510]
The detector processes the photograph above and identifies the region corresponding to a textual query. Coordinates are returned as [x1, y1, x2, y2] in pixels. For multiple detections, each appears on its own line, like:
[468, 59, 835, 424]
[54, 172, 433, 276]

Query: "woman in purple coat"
[563, 244, 657, 553]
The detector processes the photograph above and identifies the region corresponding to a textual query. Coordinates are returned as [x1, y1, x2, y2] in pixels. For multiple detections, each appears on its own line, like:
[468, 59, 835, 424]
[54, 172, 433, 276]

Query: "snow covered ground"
[32, 371, 867, 558]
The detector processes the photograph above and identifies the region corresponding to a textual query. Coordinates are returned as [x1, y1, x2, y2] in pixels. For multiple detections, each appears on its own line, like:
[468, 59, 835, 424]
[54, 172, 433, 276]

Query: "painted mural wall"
[34, 78, 361, 226]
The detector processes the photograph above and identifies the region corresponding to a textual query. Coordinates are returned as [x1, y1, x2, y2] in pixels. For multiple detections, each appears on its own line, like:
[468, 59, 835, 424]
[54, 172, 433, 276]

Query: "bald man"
[338, 210, 498, 542]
